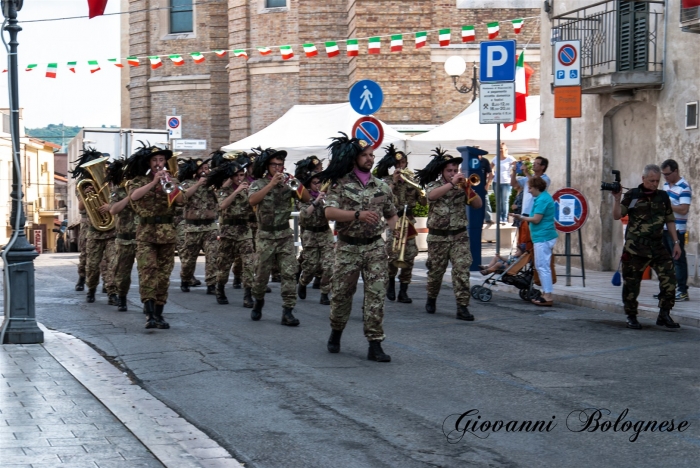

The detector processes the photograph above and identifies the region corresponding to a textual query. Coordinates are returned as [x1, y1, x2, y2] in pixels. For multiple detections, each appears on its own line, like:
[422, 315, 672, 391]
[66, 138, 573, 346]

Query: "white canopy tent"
[406, 96, 540, 169]
[222, 102, 408, 165]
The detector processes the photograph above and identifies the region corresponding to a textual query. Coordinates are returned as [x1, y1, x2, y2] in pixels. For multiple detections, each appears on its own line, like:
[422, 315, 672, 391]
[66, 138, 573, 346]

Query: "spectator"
[510, 181, 524, 228]
[479, 243, 526, 275]
[492, 142, 516, 224]
[478, 152, 494, 228]
[511, 156, 551, 251]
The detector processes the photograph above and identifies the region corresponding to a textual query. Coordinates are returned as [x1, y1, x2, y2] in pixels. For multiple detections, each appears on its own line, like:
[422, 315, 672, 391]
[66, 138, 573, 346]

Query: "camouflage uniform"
[384, 176, 426, 284]
[298, 198, 334, 294]
[620, 185, 677, 315]
[179, 179, 219, 286]
[128, 176, 181, 304]
[232, 175, 259, 282]
[216, 185, 255, 287]
[248, 178, 297, 307]
[78, 213, 89, 278]
[425, 178, 472, 306]
[325, 172, 397, 341]
[85, 212, 117, 294]
[109, 186, 138, 296]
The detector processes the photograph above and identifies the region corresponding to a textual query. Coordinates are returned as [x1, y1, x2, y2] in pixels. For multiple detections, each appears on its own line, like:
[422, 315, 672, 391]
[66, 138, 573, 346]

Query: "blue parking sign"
[479, 40, 516, 82]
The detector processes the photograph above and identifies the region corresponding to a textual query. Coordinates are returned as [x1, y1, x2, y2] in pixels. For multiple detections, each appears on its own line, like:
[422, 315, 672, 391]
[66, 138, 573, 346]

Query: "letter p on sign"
[487, 46, 507, 78]
[480, 40, 517, 83]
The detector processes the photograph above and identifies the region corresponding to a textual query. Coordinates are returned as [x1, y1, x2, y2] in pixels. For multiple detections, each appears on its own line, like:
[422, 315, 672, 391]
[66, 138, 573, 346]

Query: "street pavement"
[1, 250, 700, 468]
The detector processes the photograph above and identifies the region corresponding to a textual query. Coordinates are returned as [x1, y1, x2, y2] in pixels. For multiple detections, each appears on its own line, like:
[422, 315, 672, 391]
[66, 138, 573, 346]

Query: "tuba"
[76, 157, 116, 231]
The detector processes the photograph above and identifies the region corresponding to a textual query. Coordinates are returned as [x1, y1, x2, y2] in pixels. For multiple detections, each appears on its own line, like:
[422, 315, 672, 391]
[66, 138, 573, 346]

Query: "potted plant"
[413, 202, 429, 251]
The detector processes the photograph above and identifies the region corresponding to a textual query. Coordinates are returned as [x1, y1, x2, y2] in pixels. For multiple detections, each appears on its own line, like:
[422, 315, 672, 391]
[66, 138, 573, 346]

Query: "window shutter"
[617, 1, 649, 71]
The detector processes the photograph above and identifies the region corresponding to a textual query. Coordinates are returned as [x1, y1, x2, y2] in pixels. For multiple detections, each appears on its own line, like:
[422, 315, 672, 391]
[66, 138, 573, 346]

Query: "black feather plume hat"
[317, 132, 368, 184]
[251, 147, 288, 179]
[374, 143, 409, 178]
[70, 147, 105, 180]
[122, 142, 173, 180]
[415, 147, 463, 188]
[206, 161, 244, 189]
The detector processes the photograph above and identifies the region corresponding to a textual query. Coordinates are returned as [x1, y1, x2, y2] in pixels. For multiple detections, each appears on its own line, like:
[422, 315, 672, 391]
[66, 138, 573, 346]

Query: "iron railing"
[552, 0, 664, 78]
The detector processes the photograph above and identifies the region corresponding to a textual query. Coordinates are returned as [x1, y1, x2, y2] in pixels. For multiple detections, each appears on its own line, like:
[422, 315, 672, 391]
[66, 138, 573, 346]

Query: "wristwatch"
[355, 211, 360, 220]
[674, 240, 681, 244]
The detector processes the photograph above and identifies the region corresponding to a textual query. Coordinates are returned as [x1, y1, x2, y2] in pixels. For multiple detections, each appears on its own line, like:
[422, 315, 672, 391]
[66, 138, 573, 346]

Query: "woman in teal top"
[512, 177, 558, 306]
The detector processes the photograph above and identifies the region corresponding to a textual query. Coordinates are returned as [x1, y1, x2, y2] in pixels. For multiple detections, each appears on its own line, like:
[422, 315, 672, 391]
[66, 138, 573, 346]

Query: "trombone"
[392, 204, 412, 269]
[396, 168, 426, 197]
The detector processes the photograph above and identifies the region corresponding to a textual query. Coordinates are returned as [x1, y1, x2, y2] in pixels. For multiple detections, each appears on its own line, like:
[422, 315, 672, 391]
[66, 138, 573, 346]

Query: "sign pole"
[566, 117, 571, 286]
[495, 124, 501, 257]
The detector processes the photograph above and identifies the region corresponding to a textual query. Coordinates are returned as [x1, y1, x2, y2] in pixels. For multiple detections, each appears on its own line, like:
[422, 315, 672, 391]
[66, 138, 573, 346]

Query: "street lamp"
[1, 0, 44, 344]
[444, 56, 479, 102]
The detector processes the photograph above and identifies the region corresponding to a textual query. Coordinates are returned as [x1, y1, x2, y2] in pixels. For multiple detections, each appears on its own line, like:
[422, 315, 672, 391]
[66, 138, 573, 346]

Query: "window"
[266, 0, 286, 7]
[686, 102, 698, 129]
[170, 0, 193, 34]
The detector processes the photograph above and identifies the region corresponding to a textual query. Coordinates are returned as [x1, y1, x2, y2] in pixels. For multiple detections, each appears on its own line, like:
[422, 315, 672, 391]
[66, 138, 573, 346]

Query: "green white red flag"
[325, 41, 339, 57]
[280, 46, 294, 60]
[214, 50, 227, 57]
[88, 60, 100, 73]
[303, 43, 318, 58]
[487, 22, 500, 39]
[108, 58, 123, 68]
[512, 19, 524, 34]
[233, 50, 248, 59]
[462, 25, 475, 42]
[26, 64, 37, 72]
[46, 63, 57, 79]
[258, 47, 272, 56]
[169, 55, 185, 66]
[88, 0, 108, 19]
[390, 35, 403, 52]
[439, 29, 451, 47]
[148, 56, 163, 69]
[127, 56, 140, 67]
[415, 31, 427, 49]
[190, 52, 205, 64]
[368, 37, 381, 54]
[347, 39, 358, 56]
[67, 61, 77, 73]
[504, 51, 534, 131]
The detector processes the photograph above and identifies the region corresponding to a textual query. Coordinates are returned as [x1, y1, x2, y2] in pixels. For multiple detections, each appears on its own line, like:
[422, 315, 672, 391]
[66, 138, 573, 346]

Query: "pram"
[470, 250, 541, 303]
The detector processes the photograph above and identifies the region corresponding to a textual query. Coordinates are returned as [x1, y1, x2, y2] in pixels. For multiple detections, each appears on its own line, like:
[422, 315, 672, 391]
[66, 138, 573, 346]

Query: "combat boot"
[86, 288, 96, 303]
[626, 314, 642, 329]
[297, 282, 307, 299]
[206, 284, 216, 295]
[386, 279, 396, 301]
[215, 283, 229, 305]
[117, 296, 128, 312]
[232, 276, 242, 289]
[153, 304, 170, 329]
[397, 283, 412, 303]
[425, 297, 436, 314]
[327, 329, 343, 353]
[101, 285, 108, 294]
[251, 298, 264, 321]
[319, 293, 330, 305]
[367, 341, 391, 362]
[190, 277, 202, 287]
[243, 288, 254, 308]
[108, 294, 118, 306]
[281, 307, 300, 327]
[180, 280, 190, 293]
[75, 276, 85, 291]
[656, 309, 681, 329]
[312, 277, 322, 289]
[144, 300, 157, 329]
[456, 305, 474, 321]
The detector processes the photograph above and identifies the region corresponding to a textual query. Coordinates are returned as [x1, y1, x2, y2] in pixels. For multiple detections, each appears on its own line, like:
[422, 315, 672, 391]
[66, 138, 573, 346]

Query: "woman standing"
[513, 176, 557, 306]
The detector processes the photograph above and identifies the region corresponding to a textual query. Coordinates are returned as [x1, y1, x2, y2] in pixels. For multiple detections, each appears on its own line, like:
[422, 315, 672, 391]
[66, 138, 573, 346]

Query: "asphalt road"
[26, 253, 700, 467]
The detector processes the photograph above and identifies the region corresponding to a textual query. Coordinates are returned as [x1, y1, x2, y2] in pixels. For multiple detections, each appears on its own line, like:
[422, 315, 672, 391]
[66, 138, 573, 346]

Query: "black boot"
[75, 276, 85, 291]
[180, 280, 190, 293]
[656, 309, 681, 329]
[86, 288, 96, 303]
[456, 305, 474, 321]
[153, 304, 170, 329]
[216, 283, 229, 305]
[108, 294, 118, 306]
[101, 286, 108, 294]
[271, 273, 281, 283]
[425, 297, 436, 314]
[117, 296, 128, 312]
[251, 298, 264, 321]
[312, 277, 322, 289]
[367, 341, 391, 362]
[397, 283, 412, 303]
[232, 277, 242, 289]
[144, 300, 157, 329]
[206, 284, 216, 295]
[327, 329, 343, 353]
[297, 282, 307, 300]
[319, 293, 330, 305]
[243, 288, 254, 308]
[281, 307, 300, 327]
[190, 278, 202, 287]
[386, 279, 396, 301]
[626, 314, 642, 330]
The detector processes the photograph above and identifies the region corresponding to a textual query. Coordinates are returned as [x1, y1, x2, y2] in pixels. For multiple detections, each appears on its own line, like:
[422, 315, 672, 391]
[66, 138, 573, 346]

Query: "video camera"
[601, 170, 622, 194]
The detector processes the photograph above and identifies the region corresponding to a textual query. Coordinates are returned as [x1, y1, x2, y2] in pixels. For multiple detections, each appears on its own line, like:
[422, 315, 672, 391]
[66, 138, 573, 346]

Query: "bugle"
[392, 204, 412, 269]
[457, 173, 481, 205]
[396, 168, 426, 197]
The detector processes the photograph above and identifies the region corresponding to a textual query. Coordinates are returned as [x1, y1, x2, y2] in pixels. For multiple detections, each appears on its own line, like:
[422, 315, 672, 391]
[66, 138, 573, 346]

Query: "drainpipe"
[659, 0, 668, 91]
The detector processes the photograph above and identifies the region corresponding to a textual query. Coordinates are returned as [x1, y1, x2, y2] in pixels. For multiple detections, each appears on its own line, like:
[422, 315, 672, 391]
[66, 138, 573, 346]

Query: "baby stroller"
[470, 249, 541, 303]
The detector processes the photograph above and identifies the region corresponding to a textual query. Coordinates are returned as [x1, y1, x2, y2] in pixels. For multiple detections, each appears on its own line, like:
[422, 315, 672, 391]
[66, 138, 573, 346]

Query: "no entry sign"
[553, 188, 588, 233]
[352, 116, 384, 150]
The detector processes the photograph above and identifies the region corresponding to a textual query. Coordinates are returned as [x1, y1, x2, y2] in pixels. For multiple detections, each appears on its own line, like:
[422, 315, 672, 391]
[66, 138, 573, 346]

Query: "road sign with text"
[479, 82, 516, 124]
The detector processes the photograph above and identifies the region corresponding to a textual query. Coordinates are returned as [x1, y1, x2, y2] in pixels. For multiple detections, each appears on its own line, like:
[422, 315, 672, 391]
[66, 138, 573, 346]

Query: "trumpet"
[320, 180, 332, 192]
[392, 204, 412, 269]
[281, 170, 300, 190]
[396, 168, 426, 197]
[456, 173, 481, 205]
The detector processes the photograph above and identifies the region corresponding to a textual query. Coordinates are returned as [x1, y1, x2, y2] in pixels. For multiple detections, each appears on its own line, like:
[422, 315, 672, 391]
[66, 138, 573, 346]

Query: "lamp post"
[443, 56, 479, 102]
[1, 0, 43, 344]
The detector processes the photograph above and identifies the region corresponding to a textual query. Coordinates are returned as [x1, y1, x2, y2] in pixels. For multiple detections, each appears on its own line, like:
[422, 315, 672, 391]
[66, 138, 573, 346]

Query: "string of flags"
[12, 16, 534, 79]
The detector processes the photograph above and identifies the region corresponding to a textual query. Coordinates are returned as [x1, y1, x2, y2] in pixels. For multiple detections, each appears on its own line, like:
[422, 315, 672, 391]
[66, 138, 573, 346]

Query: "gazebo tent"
[222, 102, 407, 164]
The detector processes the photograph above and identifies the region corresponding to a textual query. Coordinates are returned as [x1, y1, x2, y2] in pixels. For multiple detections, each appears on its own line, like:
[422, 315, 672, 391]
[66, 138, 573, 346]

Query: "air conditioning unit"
[681, 2, 700, 33]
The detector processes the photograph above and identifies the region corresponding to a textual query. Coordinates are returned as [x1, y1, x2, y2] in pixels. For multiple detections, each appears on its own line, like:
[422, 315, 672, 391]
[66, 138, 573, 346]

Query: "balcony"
[681, 1, 700, 33]
[552, 0, 664, 94]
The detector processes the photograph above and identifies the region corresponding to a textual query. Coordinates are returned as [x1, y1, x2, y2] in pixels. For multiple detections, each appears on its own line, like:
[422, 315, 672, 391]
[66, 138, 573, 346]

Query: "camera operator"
[612, 164, 682, 330]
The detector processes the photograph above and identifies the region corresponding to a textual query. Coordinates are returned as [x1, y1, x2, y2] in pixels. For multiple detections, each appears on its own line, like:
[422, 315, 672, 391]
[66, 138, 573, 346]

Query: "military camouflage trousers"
[622, 251, 676, 315]
[426, 238, 472, 307]
[330, 243, 387, 342]
[136, 242, 176, 305]
[252, 235, 297, 308]
[180, 229, 219, 286]
[386, 234, 418, 284]
[217, 237, 255, 288]
[78, 220, 88, 277]
[299, 243, 333, 294]
[86, 237, 116, 293]
[111, 242, 136, 296]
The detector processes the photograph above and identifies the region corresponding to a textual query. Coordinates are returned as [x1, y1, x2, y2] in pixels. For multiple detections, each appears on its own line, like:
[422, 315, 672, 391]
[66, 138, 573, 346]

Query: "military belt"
[222, 218, 248, 226]
[628, 235, 663, 246]
[338, 234, 381, 246]
[428, 227, 467, 237]
[259, 223, 290, 232]
[185, 218, 217, 226]
[117, 233, 136, 241]
[304, 225, 330, 233]
[141, 216, 174, 225]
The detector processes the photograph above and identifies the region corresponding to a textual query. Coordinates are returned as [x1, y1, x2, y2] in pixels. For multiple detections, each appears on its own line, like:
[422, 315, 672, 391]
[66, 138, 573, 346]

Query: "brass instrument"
[457, 173, 481, 205]
[281, 170, 300, 190]
[76, 157, 116, 231]
[320, 180, 332, 192]
[392, 204, 411, 269]
[150, 154, 181, 194]
[396, 168, 426, 197]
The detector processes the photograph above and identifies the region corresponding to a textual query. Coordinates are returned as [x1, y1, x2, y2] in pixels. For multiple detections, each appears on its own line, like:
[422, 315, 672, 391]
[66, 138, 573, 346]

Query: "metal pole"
[565, 117, 571, 286]
[495, 124, 501, 256]
[1, 1, 43, 344]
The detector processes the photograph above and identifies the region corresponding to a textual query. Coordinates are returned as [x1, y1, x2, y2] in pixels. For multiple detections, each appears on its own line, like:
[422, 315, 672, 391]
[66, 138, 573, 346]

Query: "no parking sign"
[167, 115, 182, 139]
[553, 188, 588, 233]
[352, 116, 384, 150]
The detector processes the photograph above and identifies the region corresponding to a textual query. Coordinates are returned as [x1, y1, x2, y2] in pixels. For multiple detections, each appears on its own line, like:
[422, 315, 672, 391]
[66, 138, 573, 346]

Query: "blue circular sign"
[349, 80, 384, 116]
[168, 117, 180, 129]
[558, 45, 577, 66]
[352, 117, 384, 149]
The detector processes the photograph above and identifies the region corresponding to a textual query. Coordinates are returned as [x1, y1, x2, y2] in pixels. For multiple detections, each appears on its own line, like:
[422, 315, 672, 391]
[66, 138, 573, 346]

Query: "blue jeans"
[498, 184, 511, 222]
[662, 230, 688, 293]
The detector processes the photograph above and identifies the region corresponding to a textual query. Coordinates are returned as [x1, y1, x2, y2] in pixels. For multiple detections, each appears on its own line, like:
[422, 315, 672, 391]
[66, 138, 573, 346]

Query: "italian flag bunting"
[368, 36, 381, 54]
[512, 19, 524, 34]
[46, 63, 57, 79]
[26, 64, 37, 72]
[148, 56, 163, 69]
[108, 58, 123, 68]
[169, 54, 185, 66]
[127, 56, 140, 67]
[88, 60, 101, 73]
[190, 52, 205, 64]
[487, 22, 500, 39]
[347, 39, 358, 56]
[415, 31, 427, 48]
[303, 43, 318, 58]
[439, 29, 451, 47]
[280, 45, 294, 60]
[504, 51, 534, 132]
[325, 41, 339, 58]
[67, 61, 77, 73]
[233, 49, 248, 59]
[258, 47, 272, 56]
[462, 25, 475, 42]
[214, 50, 227, 57]
[390, 34, 403, 52]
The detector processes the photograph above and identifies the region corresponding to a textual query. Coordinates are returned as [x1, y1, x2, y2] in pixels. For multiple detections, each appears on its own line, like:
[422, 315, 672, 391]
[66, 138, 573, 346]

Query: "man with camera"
[611, 164, 682, 330]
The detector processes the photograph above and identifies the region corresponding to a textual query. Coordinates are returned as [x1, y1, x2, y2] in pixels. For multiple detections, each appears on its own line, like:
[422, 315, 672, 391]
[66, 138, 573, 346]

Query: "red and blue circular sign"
[352, 116, 384, 150]
[167, 117, 180, 129]
[558, 45, 577, 67]
[553, 188, 588, 233]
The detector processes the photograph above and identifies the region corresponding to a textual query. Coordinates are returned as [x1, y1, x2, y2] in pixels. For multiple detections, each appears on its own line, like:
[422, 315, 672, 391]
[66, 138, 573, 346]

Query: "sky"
[0, 0, 121, 129]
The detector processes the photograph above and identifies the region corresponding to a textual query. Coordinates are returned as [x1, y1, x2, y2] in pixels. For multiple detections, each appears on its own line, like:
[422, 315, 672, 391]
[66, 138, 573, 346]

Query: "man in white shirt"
[491, 142, 516, 224]
[511, 156, 551, 249]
